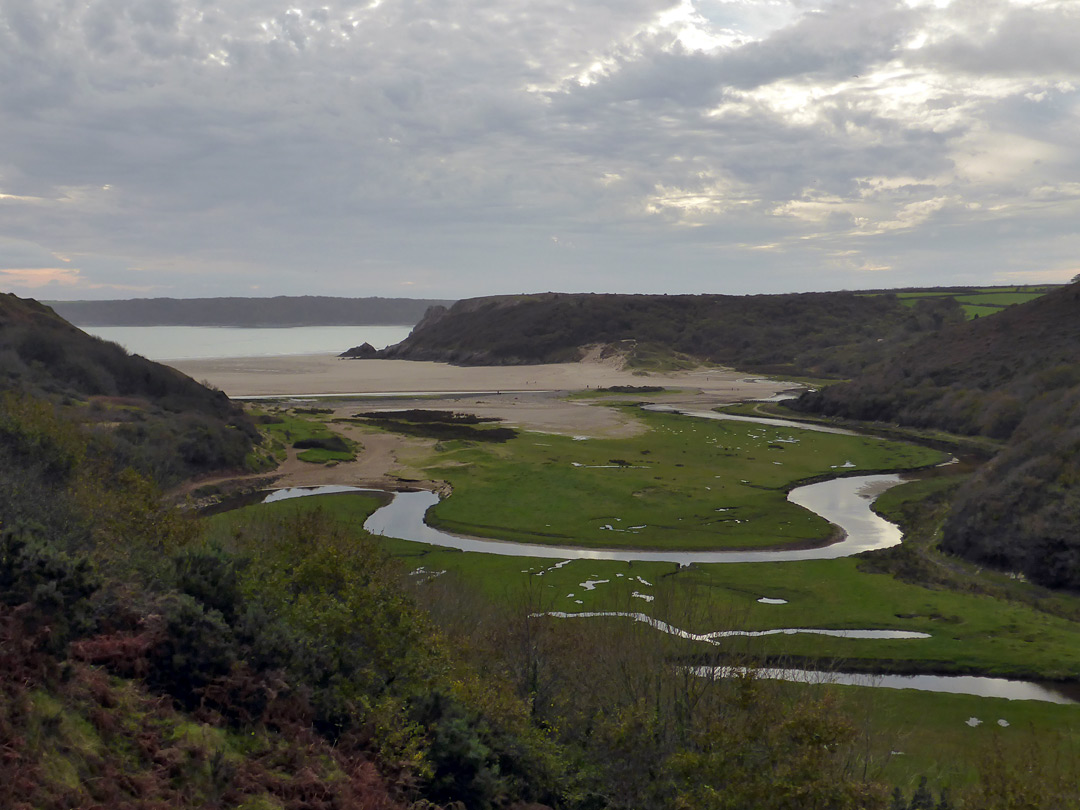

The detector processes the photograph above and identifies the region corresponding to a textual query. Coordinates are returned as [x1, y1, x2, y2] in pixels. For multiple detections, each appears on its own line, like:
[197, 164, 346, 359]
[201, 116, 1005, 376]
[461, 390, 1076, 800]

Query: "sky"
[2, 0, 1079, 301]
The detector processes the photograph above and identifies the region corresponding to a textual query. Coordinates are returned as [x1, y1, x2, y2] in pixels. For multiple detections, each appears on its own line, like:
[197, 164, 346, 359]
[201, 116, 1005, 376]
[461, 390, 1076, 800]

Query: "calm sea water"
[82, 325, 414, 361]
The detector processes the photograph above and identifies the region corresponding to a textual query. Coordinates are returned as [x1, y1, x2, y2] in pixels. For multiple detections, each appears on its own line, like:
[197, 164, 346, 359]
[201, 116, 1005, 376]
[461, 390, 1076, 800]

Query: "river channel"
[256, 409, 1078, 704]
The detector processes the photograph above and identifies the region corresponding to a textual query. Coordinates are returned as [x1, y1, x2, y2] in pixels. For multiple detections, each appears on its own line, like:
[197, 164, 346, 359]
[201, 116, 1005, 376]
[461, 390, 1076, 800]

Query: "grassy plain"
[805, 682, 1080, 791]
[206, 395, 1080, 791]
[419, 407, 943, 550]
[204, 489, 1080, 788]
[207, 484, 1080, 680]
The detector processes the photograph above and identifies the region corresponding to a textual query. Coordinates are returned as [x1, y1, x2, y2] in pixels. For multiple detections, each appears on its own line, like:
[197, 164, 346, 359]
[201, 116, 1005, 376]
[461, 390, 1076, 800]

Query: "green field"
[954, 292, 1046, 307]
[207, 482, 1080, 681]
[208, 399, 1080, 792]
[418, 408, 944, 550]
[886, 286, 1055, 319]
[204, 486, 1080, 792]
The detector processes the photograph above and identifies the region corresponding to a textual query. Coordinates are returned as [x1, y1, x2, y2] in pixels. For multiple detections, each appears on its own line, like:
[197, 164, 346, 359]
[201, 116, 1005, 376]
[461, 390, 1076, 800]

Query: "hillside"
[381, 291, 963, 374]
[0, 344, 892, 810]
[794, 282, 1080, 588]
[48, 295, 455, 327]
[0, 292, 258, 485]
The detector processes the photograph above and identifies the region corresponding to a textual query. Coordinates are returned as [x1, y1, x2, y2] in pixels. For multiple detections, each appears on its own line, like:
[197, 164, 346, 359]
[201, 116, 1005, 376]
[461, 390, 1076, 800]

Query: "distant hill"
[380, 291, 964, 374]
[47, 295, 455, 327]
[0, 293, 259, 486]
[794, 283, 1080, 589]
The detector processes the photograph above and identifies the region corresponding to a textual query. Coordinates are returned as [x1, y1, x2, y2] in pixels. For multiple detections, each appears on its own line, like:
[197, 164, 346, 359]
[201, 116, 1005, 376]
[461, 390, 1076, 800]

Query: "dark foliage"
[362, 418, 518, 443]
[292, 435, 352, 453]
[0, 293, 257, 485]
[380, 292, 963, 375]
[795, 283, 1080, 589]
[351, 409, 516, 442]
[357, 409, 501, 424]
[600, 385, 665, 394]
[0, 524, 99, 651]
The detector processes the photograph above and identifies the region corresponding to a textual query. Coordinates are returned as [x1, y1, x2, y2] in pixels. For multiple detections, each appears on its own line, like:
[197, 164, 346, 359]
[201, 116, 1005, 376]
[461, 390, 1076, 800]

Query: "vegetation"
[0, 293, 260, 485]
[794, 282, 1080, 588]
[380, 291, 965, 377]
[210, 491, 1080, 804]
[349, 409, 519, 443]
[3, 390, 910, 810]
[6, 287, 1080, 808]
[414, 407, 943, 550]
[253, 407, 358, 463]
[882, 286, 1055, 320]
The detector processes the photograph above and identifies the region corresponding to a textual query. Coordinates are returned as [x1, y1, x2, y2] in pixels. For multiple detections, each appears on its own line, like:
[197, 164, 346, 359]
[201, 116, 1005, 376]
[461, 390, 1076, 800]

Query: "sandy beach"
[171, 354, 792, 400]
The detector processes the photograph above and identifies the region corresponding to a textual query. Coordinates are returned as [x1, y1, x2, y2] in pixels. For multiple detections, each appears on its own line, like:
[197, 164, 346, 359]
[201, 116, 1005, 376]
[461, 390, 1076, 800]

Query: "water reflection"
[537, 611, 930, 641]
[695, 666, 1078, 704]
[362, 475, 905, 563]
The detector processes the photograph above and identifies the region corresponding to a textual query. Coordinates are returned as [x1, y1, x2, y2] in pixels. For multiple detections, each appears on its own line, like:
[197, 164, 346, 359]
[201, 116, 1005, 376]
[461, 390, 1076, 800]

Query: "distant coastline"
[82, 324, 414, 361]
[46, 295, 455, 327]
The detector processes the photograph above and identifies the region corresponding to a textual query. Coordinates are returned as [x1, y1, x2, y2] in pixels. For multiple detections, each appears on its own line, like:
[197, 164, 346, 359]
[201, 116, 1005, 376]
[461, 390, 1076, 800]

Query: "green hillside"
[382, 291, 963, 376]
[794, 282, 1080, 588]
[0, 292, 259, 485]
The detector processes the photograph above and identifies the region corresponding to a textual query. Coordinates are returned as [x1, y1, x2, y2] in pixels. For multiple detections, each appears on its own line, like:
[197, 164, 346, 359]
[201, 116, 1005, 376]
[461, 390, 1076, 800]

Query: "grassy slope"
[381, 290, 963, 376]
[794, 282, 1080, 590]
[0, 292, 260, 485]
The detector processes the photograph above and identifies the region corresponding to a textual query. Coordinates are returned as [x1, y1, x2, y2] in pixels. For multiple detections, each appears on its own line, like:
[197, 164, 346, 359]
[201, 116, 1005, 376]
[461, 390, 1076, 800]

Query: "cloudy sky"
[2, 0, 1079, 300]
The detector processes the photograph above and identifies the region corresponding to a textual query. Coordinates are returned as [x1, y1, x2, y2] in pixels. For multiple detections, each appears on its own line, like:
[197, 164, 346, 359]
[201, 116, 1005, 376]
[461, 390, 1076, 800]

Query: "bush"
[0, 523, 99, 651]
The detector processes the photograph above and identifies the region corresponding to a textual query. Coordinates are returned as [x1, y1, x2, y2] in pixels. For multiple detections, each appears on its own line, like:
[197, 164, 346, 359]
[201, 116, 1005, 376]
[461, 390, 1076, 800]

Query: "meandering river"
[256, 410, 1078, 704]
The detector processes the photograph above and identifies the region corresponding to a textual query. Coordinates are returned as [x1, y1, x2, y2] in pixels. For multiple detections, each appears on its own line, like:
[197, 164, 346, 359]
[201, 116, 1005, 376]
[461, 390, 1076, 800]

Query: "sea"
[81, 325, 414, 361]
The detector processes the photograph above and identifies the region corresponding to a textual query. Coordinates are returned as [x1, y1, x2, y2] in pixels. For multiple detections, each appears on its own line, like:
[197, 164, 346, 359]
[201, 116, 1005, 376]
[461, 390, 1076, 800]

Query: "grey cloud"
[710, 2, 921, 89]
[921, 1, 1080, 77]
[0, 0, 1077, 300]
